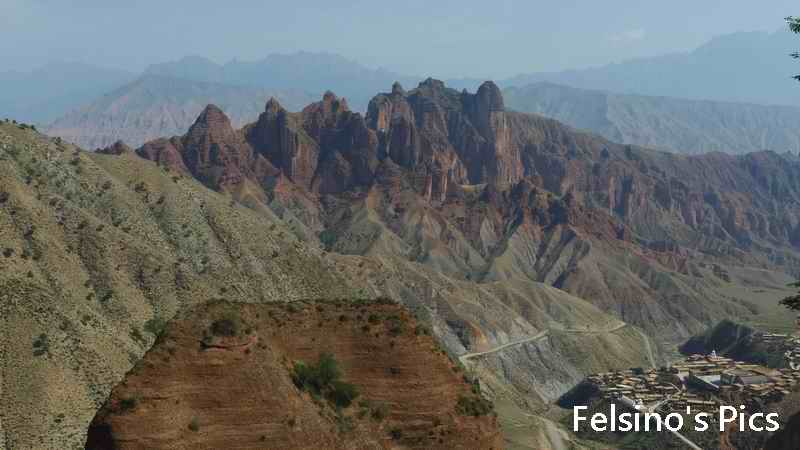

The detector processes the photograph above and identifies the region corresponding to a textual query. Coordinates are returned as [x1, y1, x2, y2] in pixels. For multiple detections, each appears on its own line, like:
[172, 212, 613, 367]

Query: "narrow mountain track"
[459, 331, 550, 364]
[458, 322, 631, 365]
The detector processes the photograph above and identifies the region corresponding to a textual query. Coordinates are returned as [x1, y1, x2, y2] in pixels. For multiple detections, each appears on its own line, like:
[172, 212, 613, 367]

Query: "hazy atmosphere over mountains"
[31, 33, 800, 155]
[4, 2, 800, 450]
[2, 27, 799, 155]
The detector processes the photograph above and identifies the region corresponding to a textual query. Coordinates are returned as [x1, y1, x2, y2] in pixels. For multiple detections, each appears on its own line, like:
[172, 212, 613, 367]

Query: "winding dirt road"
[458, 322, 632, 365]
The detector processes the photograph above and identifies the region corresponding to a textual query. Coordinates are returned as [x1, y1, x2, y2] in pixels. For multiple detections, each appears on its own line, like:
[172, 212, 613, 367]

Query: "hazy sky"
[0, 0, 795, 78]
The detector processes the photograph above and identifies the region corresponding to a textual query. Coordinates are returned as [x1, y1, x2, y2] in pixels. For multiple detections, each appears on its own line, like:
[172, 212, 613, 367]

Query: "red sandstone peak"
[264, 97, 285, 114]
[307, 90, 349, 115]
[187, 104, 236, 142]
[476, 81, 504, 112]
[417, 77, 446, 92]
[322, 90, 337, 102]
[302, 91, 351, 142]
[195, 104, 230, 127]
[391, 81, 405, 96]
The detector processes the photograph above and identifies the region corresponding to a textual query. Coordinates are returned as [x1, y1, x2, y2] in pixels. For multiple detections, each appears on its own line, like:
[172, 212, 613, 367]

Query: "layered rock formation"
[133, 79, 800, 345]
[85, 300, 502, 449]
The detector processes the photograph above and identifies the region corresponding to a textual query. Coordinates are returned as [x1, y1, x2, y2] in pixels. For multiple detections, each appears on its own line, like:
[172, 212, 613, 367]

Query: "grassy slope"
[0, 121, 359, 449]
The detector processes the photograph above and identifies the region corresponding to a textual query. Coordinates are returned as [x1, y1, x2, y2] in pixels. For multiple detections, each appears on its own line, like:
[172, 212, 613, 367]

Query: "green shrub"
[320, 353, 341, 381]
[414, 324, 430, 336]
[144, 317, 168, 336]
[210, 315, 239, 337]
[119, 395, 139, 412]
[329, 380, 359, 408]
[386, 316, 404, 336]
[292, 353, 359, 409]
[319, 229, 337, 249]
[32, 333, 49, 357]
[188, 417, 200, 432]
[455, 394, 493, 417]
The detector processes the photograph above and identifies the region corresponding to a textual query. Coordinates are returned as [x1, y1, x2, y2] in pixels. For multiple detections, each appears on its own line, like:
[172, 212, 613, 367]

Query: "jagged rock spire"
[391, 81, 405, 96]
[476, 81, 504, 112]
[265, 97, 284, 114]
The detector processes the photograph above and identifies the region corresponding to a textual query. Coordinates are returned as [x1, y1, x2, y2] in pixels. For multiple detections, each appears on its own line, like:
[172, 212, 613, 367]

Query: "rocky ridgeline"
[121, 79, 800, 344]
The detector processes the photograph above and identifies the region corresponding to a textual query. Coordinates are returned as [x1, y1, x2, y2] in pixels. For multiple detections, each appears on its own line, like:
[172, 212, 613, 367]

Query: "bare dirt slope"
[85, 300, 502, 449]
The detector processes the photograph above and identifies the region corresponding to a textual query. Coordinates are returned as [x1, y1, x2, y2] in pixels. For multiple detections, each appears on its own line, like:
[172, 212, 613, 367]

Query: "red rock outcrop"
[126, 79, 800, 342]
[245, 97, 320, 189]
[85, 300, 502, 449]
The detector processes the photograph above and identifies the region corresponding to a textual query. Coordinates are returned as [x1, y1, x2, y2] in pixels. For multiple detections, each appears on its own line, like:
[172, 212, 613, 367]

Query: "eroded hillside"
[129, 78, 799, 347]
[0, 121, 360, 449]
[86, 299, 502, 449]
[0, 119, 651, 450]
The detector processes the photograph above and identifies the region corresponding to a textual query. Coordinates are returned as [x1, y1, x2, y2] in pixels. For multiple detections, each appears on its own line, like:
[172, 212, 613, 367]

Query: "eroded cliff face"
[365, 79, 523, 200]
[131, 78, 800, 346]
[117, 81, 800, 449]
[85, 300, 503, 450]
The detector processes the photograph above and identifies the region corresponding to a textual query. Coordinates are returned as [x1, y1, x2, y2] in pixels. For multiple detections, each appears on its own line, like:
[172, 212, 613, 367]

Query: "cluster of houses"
[585, 352, 800, 413]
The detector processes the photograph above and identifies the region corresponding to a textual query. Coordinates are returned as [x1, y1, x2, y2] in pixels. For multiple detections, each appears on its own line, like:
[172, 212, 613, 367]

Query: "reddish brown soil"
[85, 299, 502, 449]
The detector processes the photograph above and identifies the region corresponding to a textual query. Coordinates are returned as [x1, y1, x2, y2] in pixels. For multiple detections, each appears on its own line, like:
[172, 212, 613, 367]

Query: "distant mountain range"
[7, 30, 800, 154]
[504, 82, 800, 155]
[45, 75, 315, 149]
[500, 30, 800, 107]
[144, 53, 420, 112]
[47, 75, 800, 155]
[0, 62, 135, 124]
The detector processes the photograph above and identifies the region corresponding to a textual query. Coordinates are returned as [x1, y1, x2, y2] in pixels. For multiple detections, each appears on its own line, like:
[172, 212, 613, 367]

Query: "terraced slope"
[86, 300, 502, 449]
